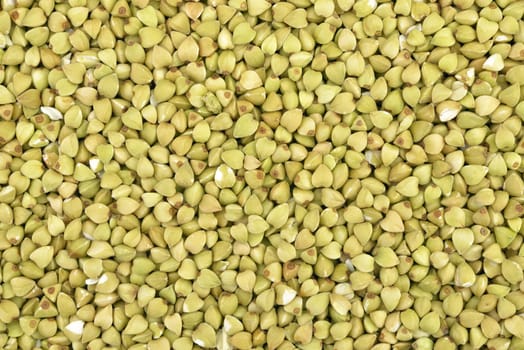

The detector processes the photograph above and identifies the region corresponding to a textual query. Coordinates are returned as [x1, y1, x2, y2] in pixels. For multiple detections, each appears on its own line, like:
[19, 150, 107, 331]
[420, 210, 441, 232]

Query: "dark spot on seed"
[41, 300, 49, 309]
[118, 6, 126, 14]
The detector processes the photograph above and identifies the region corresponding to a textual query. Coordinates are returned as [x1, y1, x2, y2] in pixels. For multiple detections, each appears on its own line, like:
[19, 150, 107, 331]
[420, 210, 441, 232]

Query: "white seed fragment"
[65, 320, 85, 335]
[40, 107, 63, 120]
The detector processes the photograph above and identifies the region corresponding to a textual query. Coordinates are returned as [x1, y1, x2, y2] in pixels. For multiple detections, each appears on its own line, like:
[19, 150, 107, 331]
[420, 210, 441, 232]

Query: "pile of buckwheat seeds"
[0, 0, 524, 349]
